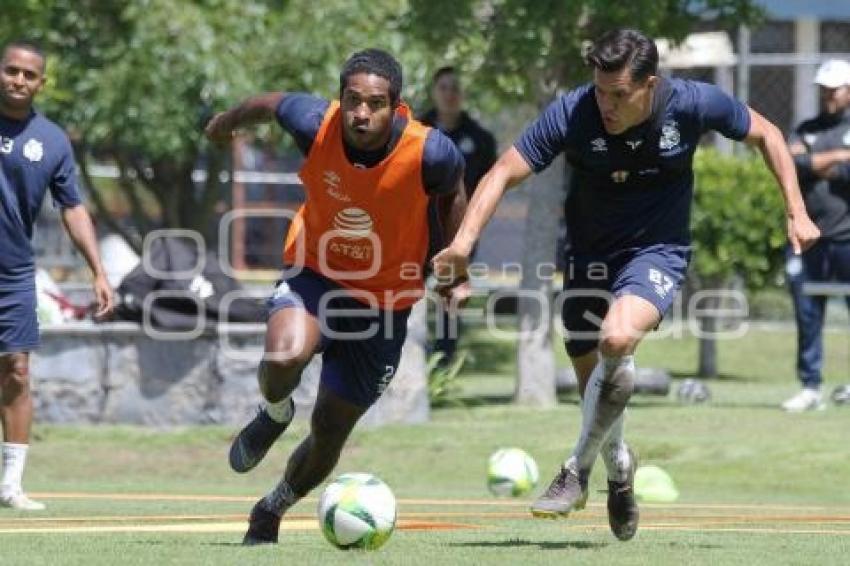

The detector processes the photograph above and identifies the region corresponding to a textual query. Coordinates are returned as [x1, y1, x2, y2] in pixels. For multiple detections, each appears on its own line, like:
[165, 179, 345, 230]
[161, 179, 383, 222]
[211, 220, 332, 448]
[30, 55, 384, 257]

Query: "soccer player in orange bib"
[205, 49, 468, 545]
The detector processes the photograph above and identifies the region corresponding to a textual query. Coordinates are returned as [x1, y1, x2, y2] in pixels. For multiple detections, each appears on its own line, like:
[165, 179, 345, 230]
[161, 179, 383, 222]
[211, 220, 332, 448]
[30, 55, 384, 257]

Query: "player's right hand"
[204, 111, 235, 146]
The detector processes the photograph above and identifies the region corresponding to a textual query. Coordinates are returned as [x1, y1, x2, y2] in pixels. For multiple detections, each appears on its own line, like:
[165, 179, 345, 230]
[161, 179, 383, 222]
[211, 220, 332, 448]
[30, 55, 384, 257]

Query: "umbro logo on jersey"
[323, 170, 341, 188]
[323, 169, 351, 202]
[626, 140, 643, 150]
[591, 138, 607, 152]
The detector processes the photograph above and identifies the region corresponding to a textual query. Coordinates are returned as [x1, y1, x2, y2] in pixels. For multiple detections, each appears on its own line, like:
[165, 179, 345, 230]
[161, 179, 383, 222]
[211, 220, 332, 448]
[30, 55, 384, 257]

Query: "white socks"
[567, 354, 635, 478]
[261, 478, 300, 517]
[265, 397, 294, 424]
[1, 443, 29, 498]
[602, 412, 631, 483]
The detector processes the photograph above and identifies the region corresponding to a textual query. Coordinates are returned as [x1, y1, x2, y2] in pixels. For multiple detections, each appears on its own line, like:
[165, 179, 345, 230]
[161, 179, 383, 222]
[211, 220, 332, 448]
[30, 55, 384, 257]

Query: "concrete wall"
[30, 315, 429, 428]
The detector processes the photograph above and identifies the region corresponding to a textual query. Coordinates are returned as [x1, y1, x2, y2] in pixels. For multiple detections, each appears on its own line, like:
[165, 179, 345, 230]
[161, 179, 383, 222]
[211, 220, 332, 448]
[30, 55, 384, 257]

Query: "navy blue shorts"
[0, 288, 39, 354]
[560, 244, 690, 357]
[266, 268, 410, 408]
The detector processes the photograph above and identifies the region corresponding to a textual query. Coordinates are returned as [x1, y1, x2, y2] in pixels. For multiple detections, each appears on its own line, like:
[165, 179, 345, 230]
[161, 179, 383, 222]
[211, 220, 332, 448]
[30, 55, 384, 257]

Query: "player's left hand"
[92, 274, 114, 320]
[438, 279, 472, 313]
[788, 214, 820, 254]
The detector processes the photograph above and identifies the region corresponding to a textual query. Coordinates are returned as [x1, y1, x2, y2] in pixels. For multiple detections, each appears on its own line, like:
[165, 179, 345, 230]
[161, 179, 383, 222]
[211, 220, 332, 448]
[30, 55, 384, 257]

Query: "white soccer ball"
[318, 473, 397, 550]
[487, 448, 539, 497]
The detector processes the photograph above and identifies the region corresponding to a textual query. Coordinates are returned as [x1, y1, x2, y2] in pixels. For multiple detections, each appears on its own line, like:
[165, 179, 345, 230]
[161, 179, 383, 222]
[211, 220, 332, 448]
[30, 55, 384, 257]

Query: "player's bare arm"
[744, 107, 821, 253]
[204, 92, 286, 145]
[434, 178, 471, 306]
[60, 205, 113, 318]
[432, 147, 531, 281]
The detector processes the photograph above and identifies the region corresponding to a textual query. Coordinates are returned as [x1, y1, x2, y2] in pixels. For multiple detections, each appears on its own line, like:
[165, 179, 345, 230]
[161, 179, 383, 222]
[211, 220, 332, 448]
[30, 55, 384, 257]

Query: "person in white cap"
[783, 59, 850, 412]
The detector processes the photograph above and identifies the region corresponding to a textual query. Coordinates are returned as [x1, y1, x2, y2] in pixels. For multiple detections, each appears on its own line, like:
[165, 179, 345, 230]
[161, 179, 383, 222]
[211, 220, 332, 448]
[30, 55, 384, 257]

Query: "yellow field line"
[0, 518, 479, 535]
[27, 492, 846, 513]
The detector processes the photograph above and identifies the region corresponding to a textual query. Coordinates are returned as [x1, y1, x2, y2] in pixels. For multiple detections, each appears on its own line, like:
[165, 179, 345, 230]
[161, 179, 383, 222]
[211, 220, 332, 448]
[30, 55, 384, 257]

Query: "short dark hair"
[2, 39, 46, 63]
[432, 66, 457, 85]
[340, 48, 403, 105]
[585, 29, 658, 83]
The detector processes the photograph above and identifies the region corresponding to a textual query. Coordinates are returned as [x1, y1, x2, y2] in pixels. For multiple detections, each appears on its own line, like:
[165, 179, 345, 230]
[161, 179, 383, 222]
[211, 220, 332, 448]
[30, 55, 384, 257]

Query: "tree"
[406, 0, 763, 405]
[2, 0, 281, 250]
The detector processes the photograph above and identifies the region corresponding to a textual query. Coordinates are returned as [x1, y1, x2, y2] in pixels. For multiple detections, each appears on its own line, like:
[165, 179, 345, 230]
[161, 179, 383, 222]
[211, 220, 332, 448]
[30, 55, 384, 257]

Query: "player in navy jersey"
[433, 29, 820, 541]
[0, 40, 113, 511]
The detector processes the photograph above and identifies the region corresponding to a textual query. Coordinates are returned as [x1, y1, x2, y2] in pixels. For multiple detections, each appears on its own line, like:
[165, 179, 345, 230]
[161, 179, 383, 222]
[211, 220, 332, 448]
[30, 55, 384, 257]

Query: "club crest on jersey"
[659, 120, 680, 150]
[611, 170, 629, 183]
[591, 138, 607, 152]
[23, 138, 43, 162]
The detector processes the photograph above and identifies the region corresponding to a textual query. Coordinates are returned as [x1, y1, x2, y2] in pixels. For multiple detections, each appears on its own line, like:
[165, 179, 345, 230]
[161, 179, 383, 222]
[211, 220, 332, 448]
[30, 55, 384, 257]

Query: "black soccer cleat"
[229, 401, 294, 473]
[607, 447, 640, 541]
[530, 465, 588, 518]
[242, 499, 282, 545]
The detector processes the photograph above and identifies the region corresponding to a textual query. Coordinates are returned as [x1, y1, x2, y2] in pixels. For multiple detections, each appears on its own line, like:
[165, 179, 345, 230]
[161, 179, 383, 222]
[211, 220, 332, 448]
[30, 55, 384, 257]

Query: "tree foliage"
[406, 0, 762, 106]
[691, 147, 787, 289]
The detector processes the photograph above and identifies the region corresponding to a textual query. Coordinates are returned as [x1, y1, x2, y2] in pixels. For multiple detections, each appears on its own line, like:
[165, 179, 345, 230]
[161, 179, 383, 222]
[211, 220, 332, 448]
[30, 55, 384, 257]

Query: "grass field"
[2, 328, 849, 565]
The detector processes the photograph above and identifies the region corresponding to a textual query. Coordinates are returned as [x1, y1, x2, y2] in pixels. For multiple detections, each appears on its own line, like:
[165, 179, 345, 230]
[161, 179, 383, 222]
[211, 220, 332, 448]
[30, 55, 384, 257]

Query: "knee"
[1, 357, 31, 395]
[598, 333, 636, 358]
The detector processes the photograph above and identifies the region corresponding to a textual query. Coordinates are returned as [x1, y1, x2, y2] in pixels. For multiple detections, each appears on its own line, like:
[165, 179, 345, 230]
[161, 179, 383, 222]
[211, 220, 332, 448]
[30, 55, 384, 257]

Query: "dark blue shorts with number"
[266, 267, 410, 408]
[561, 244, 691, 357]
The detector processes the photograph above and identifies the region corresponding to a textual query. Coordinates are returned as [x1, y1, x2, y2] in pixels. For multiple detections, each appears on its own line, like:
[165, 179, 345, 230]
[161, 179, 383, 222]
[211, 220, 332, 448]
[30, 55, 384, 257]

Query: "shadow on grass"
[669, 371, 750, 383]
[456, 394, 515, 407]
[450, 538, 607, 550]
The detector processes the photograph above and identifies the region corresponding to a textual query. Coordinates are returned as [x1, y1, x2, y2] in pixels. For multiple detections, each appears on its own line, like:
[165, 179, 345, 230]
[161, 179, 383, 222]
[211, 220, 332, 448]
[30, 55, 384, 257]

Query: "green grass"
[3, 327, 849, 565]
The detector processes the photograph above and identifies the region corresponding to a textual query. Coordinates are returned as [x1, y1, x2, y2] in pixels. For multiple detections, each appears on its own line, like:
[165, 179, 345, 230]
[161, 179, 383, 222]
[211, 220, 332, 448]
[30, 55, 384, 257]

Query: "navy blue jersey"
[0, 111, 81, 291]
[276, 93, 464, 195]
[515, 78, 750, 254]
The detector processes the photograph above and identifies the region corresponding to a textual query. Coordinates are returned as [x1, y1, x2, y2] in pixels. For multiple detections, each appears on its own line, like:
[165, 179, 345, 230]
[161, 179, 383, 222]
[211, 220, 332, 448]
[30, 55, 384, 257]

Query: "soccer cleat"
[242, 499, 282, 545]
[607, 446, 639, 541]
[0, 492, 46, 511]
[781, 388, 826, 412]
[229, 401, 294, 473]
[530, 465, 588, 518]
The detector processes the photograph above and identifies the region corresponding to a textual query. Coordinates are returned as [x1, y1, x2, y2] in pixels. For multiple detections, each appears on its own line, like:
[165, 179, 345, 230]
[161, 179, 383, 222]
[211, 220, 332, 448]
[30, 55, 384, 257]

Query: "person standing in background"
[420, 67, 497, 365]
[782, 59, 850, 412]
[0, 40, 113, 511]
